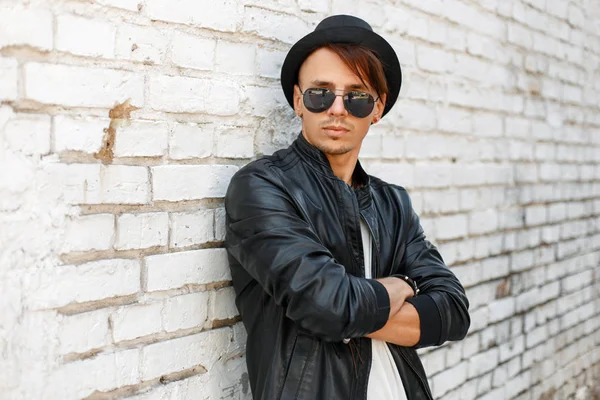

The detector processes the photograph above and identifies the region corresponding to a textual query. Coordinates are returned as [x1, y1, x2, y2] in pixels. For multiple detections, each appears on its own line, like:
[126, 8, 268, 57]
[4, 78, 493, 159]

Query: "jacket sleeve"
[401, 191, 471, 348]
[224, 164, 391, 342]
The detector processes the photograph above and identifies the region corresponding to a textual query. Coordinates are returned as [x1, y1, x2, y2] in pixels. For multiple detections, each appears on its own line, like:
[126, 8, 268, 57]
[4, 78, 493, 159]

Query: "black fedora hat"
[280, 14, 402, 118]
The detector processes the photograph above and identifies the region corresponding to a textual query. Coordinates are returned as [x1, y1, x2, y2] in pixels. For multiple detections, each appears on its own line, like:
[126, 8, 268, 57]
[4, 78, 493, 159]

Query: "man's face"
[293, 47, 386, 157]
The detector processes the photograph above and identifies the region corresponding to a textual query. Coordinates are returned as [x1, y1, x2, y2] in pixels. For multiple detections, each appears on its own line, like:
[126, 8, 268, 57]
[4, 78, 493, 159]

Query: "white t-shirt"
[360, 219, 409, 400]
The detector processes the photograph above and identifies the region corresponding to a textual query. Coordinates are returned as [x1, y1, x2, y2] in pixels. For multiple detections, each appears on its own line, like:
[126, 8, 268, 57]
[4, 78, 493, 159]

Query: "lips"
[323, 126, 349, 132]
[323, 126, 350, 139]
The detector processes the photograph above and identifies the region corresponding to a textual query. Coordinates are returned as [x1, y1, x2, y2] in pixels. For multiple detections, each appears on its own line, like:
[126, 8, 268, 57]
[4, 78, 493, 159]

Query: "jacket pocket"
[279, 333, 315, 400]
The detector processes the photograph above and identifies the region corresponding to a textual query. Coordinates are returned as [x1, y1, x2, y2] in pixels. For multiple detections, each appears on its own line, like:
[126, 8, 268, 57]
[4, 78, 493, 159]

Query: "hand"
[376, 276, 415, 318]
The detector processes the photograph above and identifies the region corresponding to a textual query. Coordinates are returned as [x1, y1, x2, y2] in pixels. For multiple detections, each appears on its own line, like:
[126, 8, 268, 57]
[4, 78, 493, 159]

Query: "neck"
[325, 150, 360, 186]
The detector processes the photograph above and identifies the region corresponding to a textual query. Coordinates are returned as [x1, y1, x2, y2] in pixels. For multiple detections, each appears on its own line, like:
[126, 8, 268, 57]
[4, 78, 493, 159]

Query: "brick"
[46, 349, 140, 399]
[148, 74, 239, 115]
[145, 0, 241, 32]
[511, 249, 535, 272]
[297, 0, 328, 12]
[169, 122, 213, 160]
[170, 209, 214, 248]
[414, 163, 452, 188]
[151, 165, 238, 201]
[422, 189, 460, 214]
[443, 0, 504, 38]
[568, 4, 585, 26]
[243, 85, 285, 118]
[116, 212, 168, 250]
[215, 127, 254, 158]
[111, 302, 163, 342]
[53, 115, 108, 153]
[435, 214, 468, 240]
[446, 340, 463, 366]
[56, 14, 116, 58]
[469, 307, 489, 332]
[468, 347, 499, 378]
[4, 114, 51, 156]
[461, 334, 480, 359]
[421, 348, 446, 375]
[209, 287, 238, 321]
[467, 33, 499, 61]
[140, 328, 231, 380]
[451, 263, 482, 288]
[113, 120, 169, 157]
[432, 361, 468, 398]
[480, 387, 506, 400]
[58, 309, 111, 354]
[562, 269, 593, 293]
[0, 7, 53, 50]
[476, 372, 492, 396]
[242, 6, 308, 44]
[526, 325, 548, 348]
[469, 209, 499, 235]
[416, 45, 453, 73]
[216, 41, 256, 75]
[257, 47, 286, 78]
[214, 208, 226, 242]
[437, 107, 472, 134]
[145, 249, 231, 292]
[480, 325, 497, 350]
[525, 205, 547, 226]
[26, 259, 141, 309]
[488, 297, 516, 323]
[405, 132, 462, 160]
[514, 163, 537, 183]
[95, 0, 140, 11]
[0, 57, 18, 101]
[47, 164, 148, 205]
[162, 292, 209, 332]
[499, 334, 525, 363]
[62, 213, 115, 253]
[24, 63, 144, 108]
[171, 32, 216, 70]
[473, 113, 503, 137]
[115, 24, 170, 64]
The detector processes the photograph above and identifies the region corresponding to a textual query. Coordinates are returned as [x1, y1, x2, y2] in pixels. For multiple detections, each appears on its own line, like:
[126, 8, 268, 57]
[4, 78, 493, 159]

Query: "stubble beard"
[315, 141, 354, 155]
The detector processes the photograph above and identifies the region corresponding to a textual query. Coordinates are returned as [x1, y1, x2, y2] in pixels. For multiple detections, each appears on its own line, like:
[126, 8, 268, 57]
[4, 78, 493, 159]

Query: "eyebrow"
[310, 80, 368, 91]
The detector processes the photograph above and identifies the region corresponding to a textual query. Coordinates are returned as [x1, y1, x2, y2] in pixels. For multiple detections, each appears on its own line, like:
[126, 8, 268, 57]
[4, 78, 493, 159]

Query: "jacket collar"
[292, 132, 372, 206]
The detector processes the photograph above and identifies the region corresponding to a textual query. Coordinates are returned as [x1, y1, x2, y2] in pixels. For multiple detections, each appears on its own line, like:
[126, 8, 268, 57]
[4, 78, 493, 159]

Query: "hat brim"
[280, 26, 402, 118]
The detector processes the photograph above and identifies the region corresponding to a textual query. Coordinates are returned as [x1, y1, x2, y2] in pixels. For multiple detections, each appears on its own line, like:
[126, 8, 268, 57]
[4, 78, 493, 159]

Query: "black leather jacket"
[225, 133, 470, 400]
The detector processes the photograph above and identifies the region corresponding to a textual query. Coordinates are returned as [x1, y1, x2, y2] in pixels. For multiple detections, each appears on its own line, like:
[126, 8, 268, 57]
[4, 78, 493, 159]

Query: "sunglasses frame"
[300, 87, 380, 118]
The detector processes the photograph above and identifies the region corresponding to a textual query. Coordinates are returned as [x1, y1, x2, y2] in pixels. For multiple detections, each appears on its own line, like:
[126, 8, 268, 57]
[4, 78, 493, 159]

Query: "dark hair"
[322, 43, 389, 99]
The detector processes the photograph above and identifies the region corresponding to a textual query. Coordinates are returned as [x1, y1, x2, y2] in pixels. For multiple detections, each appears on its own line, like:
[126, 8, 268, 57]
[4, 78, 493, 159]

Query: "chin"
[316, 141, 354, 155]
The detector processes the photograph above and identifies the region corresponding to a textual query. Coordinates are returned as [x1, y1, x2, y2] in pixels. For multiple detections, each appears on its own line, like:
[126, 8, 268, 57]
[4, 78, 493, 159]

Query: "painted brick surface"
[1, 1, 599, 399]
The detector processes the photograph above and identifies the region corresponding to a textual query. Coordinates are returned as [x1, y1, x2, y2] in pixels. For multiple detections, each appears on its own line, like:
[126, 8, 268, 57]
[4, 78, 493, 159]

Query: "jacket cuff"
[366, 279, 390, 333]
[406, 294, 441, 347]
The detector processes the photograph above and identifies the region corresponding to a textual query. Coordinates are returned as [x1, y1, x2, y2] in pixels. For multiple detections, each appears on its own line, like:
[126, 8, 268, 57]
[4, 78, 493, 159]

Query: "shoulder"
[369, 174, 413, 209]
[226, 147, 297, 203]
[230, 148, 291, 186]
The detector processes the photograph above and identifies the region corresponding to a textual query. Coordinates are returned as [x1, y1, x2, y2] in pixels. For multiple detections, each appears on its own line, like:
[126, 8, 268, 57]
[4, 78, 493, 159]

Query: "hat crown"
[314, 15, 373, 32]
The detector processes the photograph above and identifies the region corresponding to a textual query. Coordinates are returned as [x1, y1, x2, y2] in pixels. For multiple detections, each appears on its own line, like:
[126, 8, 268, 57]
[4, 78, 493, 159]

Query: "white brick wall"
[1, 1, 599, 399]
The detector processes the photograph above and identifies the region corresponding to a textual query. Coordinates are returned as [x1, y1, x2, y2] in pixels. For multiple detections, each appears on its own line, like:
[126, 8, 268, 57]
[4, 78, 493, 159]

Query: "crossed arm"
[225, 167, 470, 347]
[367, 277, 421, 347]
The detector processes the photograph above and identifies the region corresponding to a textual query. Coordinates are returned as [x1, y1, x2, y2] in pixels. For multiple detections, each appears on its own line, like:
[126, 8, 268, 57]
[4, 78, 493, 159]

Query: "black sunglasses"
[300, 88, 379, 118]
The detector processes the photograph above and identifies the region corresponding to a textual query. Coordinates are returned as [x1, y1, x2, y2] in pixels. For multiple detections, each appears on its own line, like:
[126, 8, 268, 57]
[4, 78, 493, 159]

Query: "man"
[225, 15, 470, 400]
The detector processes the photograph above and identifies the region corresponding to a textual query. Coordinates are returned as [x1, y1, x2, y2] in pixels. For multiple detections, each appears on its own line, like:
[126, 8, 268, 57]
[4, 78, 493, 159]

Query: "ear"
[293, 84, 303, 117]
[373, 93, 387, 123]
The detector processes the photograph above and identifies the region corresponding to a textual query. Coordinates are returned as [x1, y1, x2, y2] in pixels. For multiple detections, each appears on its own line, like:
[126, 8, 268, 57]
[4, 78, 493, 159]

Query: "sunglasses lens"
[303, 88, 335, 113]
[344, 91, 375, 118]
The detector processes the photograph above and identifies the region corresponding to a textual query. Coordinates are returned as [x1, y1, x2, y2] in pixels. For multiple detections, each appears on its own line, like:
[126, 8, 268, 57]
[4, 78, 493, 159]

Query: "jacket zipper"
[360, 212, 380, 279]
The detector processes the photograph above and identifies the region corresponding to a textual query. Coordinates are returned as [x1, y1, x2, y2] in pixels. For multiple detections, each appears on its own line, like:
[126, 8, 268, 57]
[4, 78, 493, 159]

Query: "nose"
[327, 94, 348, 117]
